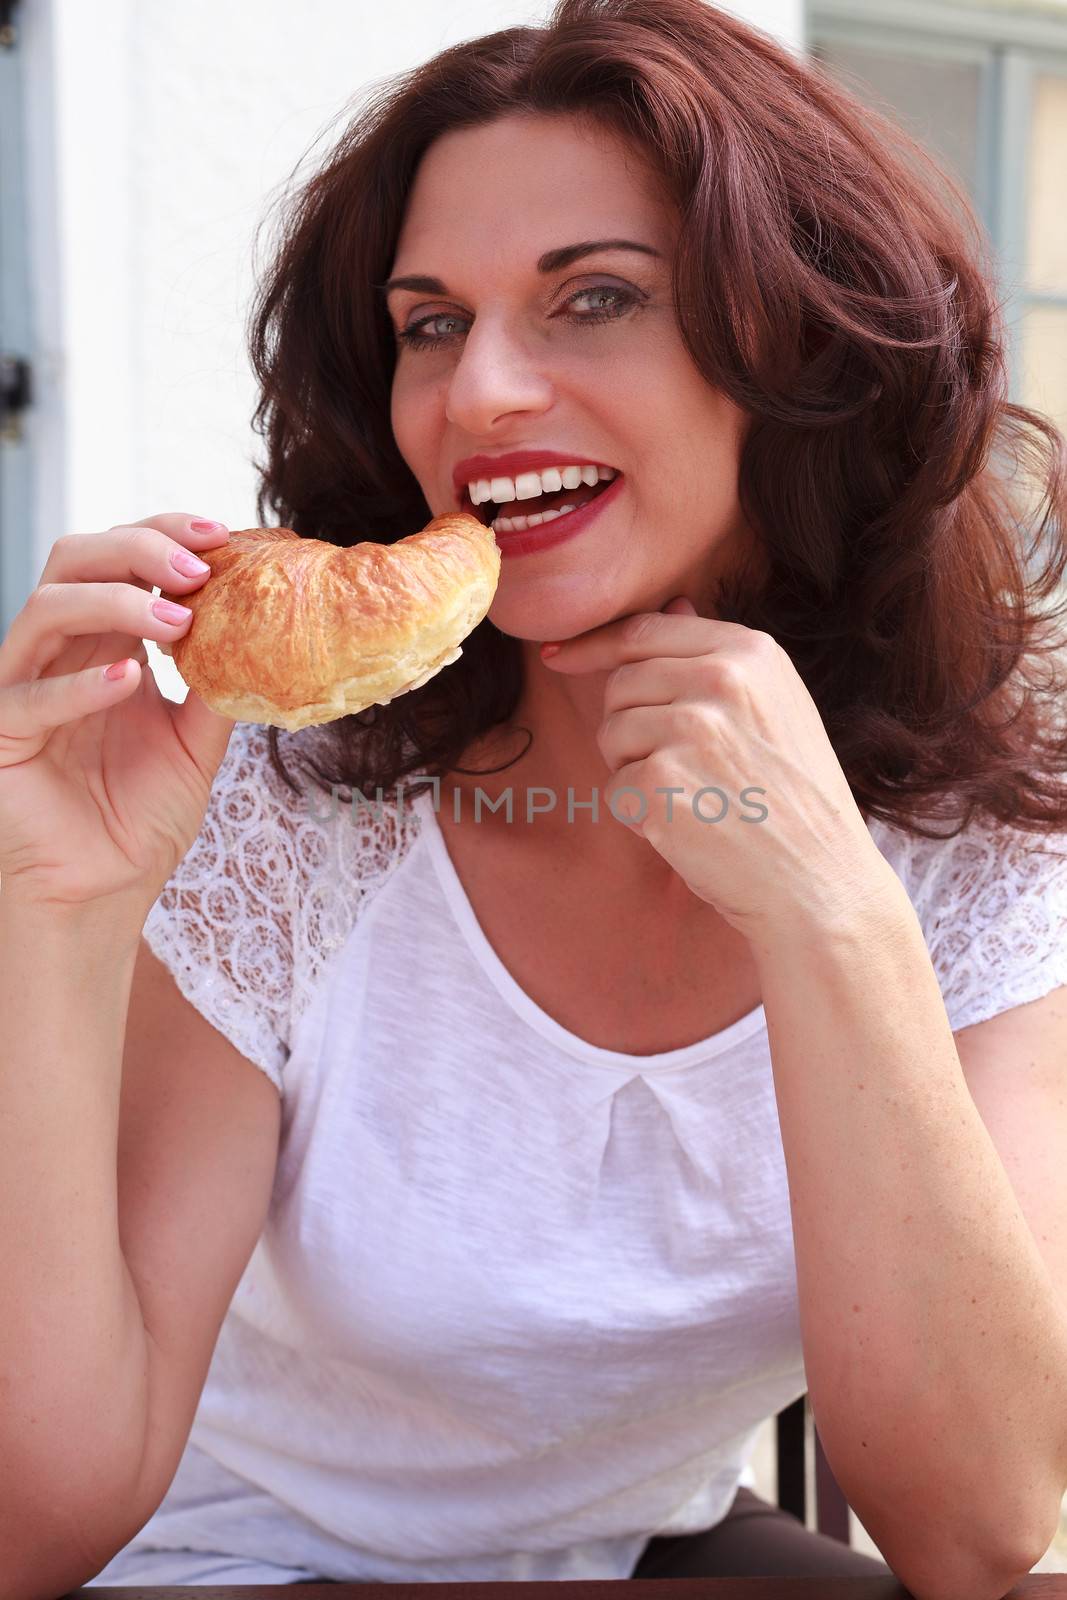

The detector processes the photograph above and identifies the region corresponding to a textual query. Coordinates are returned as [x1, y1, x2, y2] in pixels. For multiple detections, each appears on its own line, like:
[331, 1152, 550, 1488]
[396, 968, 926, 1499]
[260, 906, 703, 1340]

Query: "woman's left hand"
[540, 596, 899, 947]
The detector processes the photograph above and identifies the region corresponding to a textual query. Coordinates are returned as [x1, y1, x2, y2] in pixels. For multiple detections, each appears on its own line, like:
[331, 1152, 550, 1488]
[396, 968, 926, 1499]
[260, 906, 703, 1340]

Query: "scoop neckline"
[413, 787, 767, 1073]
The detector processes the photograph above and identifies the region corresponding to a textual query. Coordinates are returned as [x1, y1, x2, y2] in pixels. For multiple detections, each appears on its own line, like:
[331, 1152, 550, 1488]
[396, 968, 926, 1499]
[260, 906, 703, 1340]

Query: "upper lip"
[451, 449, 619, 508]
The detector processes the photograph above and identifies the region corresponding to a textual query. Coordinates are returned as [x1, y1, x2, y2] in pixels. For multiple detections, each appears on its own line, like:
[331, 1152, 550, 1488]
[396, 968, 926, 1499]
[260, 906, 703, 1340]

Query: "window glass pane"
[1019, 302, 1067, 441]
[812, 42, 983, 229]
[1027, 72, 1067, 292]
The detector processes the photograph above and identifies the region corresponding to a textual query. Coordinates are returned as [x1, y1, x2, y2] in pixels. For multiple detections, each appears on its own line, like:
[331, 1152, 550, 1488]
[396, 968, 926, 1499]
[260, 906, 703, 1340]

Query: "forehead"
[389, 113, 675, 273]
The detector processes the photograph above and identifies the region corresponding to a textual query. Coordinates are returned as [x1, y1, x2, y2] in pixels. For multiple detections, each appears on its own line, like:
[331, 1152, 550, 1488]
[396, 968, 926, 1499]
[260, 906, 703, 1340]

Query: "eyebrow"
[380, 239, 662, 299]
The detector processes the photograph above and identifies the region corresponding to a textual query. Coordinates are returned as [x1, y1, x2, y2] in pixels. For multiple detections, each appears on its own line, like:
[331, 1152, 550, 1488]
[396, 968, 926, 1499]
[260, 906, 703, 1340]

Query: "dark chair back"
[775, 1393, 851, 1543]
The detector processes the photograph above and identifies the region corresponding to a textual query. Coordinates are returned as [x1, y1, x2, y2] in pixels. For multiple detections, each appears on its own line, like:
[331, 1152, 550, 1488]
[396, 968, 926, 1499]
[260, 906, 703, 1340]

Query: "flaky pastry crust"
[158, 513, 500, 732]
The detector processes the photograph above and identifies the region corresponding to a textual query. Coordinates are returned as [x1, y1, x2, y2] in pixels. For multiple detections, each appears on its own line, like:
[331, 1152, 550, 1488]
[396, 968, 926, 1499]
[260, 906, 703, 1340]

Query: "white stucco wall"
[17, 0, 803, 694]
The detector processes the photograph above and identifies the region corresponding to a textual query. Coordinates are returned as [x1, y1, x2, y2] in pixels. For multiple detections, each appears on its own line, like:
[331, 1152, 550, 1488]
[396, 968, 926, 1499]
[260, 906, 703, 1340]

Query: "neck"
[442, 640, 693, 898]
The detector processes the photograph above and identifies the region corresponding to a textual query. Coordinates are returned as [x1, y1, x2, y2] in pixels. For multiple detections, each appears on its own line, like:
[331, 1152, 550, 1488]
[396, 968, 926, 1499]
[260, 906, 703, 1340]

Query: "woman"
[3, 0, 1066, 1590]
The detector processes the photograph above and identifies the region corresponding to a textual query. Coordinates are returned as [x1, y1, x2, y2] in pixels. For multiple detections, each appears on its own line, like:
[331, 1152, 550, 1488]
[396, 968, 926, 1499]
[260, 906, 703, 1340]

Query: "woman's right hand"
[0, 513, 239, 913]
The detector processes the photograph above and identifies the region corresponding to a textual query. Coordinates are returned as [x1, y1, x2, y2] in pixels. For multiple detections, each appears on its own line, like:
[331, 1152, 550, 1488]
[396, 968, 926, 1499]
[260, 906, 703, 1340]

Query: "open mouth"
[462, 474, 618, 528]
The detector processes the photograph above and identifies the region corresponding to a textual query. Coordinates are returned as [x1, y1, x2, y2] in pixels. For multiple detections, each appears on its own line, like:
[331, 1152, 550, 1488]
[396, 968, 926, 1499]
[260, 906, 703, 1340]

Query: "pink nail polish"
[153, 598, 192, 624]
[171, 549, 211, 577]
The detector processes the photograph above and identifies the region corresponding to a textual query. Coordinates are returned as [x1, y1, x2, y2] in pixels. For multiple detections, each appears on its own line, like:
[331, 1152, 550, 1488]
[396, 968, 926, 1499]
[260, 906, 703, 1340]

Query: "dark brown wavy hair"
[247, 0, 1067, 841]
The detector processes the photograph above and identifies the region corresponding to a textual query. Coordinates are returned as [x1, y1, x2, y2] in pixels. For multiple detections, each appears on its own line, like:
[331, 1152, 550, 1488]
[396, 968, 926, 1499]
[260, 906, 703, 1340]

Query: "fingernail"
[540, 641, 562, 659]
[171, 549, 211, 577]
[153, 598, 192, 623]
[189, 518, 226, 532]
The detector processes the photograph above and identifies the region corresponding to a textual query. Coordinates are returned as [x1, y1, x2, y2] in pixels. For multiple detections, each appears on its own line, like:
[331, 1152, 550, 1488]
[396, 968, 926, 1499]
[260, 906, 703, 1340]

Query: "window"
[1024, 68, 1067, 434]
[807, 0, 1067, 444]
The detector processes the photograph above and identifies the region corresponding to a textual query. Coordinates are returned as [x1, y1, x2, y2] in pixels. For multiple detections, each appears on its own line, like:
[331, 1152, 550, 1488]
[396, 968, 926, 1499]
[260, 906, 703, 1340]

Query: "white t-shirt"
[86, 720, 1067, 1587]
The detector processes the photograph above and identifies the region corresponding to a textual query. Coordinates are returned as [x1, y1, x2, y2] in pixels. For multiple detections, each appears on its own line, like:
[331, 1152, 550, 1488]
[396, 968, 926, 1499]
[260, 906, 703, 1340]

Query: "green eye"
[396, 284, 642, 350]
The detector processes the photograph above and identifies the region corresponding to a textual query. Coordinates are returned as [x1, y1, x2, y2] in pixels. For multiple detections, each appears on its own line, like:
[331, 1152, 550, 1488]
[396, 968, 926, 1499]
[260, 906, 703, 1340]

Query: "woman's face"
[387, 112, 753, 637]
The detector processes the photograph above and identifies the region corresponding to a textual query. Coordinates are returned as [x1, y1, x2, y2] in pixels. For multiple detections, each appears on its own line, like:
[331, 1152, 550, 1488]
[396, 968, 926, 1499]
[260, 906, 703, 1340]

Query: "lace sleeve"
[141, 721, 300, 1092]
[907, 819, 1067, 1035]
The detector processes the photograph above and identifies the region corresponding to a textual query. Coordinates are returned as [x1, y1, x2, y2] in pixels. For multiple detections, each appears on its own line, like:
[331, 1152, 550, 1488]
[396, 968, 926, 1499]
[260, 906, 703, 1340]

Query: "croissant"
[158, 513, 500, 732]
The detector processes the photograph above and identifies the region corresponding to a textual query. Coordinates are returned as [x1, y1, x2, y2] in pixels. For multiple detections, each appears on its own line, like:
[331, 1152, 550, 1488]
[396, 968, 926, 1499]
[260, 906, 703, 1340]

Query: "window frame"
[0, 8, 35, 639]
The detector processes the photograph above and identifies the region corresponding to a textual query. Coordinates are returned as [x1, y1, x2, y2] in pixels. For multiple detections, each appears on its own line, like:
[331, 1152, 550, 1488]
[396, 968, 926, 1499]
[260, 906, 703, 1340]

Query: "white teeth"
[514, 472, 543, 501]
[493, 503, 580, 533]
[466, 462, 617, 506]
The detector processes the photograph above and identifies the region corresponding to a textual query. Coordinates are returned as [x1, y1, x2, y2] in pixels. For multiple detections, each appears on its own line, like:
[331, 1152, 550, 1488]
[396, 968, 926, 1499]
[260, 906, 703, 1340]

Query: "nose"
[444, 316, 555, 434]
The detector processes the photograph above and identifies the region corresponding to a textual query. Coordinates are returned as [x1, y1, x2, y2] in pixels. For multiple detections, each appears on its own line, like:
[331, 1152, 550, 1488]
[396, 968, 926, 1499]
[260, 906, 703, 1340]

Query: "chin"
[488, 583, 633, 638]
[490, 604, 587, 636]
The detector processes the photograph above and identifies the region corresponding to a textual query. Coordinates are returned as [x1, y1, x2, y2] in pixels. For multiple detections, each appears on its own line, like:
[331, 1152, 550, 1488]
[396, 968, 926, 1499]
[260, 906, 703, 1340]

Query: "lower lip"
[483, 473, 625, 559]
